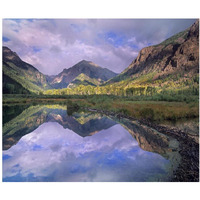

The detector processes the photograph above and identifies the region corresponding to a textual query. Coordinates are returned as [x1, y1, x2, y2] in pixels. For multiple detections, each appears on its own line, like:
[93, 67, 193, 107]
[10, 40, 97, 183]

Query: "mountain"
[3, 105, 116, 150]
[3, 72, 30, 94]
[67, 73, 102, 88]
[106, 20, 199, 86]
[116, 118, 175, 157]
[2, 47, 117, 93]
[3, 20, 198, 96]
[3, 104, 179, 164]
[3, 46, 51, 94]
[48, 60, 118, 89]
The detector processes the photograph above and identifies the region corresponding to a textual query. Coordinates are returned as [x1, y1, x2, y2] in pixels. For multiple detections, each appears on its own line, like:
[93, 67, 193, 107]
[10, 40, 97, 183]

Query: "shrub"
[66, 100, 80, 116]
[139, 107, 155, 120]
[118, 108, 130, 116]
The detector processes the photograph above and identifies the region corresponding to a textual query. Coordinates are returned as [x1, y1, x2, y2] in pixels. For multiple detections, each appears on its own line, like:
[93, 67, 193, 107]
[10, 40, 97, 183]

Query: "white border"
[0, 1, 199, 200]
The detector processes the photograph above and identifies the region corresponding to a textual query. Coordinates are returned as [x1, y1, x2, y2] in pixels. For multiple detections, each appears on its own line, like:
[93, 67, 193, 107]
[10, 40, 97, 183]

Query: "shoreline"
[86, 107, 199, 143]
[3, 100, 199, 181]
[86, 107, 199, 182]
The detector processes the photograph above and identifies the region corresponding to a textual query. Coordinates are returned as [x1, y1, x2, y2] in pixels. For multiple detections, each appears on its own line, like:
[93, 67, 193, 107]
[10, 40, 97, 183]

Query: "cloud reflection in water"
[3, 122, 170, 182]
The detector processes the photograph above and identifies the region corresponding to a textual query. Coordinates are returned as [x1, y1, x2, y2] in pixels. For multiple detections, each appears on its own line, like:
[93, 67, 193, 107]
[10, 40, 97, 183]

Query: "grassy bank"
[67, 95, 199, 122]
[3, 94, 199, 122]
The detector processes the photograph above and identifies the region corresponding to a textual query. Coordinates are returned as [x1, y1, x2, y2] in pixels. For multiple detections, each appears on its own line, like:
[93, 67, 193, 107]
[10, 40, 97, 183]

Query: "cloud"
[3, 19, 197, 75]
[3, 122, 169, 182]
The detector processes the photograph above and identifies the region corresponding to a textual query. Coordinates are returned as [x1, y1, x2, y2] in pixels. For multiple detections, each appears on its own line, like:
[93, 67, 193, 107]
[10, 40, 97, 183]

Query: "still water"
[3, 104, 181, 182]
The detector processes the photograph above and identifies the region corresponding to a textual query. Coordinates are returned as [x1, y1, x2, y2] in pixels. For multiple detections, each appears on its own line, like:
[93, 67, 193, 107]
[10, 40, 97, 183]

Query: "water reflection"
[3, 104, 181, 182]
[3, 104, 29, 125]
[3, 105, 116, 150]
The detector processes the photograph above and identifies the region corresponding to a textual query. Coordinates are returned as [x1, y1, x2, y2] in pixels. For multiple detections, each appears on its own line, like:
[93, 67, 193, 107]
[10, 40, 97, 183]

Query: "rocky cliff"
[108, 20, 199, 83]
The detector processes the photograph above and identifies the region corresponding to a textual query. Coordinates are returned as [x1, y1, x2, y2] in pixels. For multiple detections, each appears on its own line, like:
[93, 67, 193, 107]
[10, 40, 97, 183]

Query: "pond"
[3, 104, 182, 182]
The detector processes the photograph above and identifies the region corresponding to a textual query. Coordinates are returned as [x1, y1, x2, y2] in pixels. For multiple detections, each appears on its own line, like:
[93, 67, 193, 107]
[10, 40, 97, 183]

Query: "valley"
[2, 19, 199, 182]
[3, 21, 199, 103]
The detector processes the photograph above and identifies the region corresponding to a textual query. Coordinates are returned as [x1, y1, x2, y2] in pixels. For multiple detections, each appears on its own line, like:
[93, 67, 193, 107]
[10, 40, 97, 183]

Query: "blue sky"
[3, 19, 197, 75]
[3, 36, 11, 42]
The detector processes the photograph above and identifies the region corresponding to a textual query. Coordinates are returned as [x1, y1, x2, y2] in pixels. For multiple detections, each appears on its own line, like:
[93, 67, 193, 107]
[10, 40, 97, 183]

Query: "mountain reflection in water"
[3, 104, 181, 182]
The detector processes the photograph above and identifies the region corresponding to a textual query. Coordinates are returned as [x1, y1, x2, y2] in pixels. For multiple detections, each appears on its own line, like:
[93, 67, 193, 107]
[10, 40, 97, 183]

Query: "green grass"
[63, 95, 199, 122]
[3, 93, 199, 123]
[3, 63, 44, 93]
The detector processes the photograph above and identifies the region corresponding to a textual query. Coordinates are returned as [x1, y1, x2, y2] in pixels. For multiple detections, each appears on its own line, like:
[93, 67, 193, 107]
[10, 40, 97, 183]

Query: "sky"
[3, 18, 197, 75]
[3, 122, 168, 181]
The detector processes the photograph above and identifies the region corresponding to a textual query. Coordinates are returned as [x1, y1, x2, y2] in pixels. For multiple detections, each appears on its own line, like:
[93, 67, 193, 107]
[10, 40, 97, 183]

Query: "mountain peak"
[3, 46, 21, 62]
[106, 20, 199, 85]
[50, 60, 118, 88]
[79, 59, 89, 63]
[3, 46, 11, 52]
[78, 60, 100, 67]
[3, 46, 51, 94]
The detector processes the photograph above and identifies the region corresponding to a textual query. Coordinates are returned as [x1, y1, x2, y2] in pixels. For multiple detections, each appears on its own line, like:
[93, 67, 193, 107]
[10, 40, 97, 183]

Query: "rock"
[109, 20, 199, 84]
